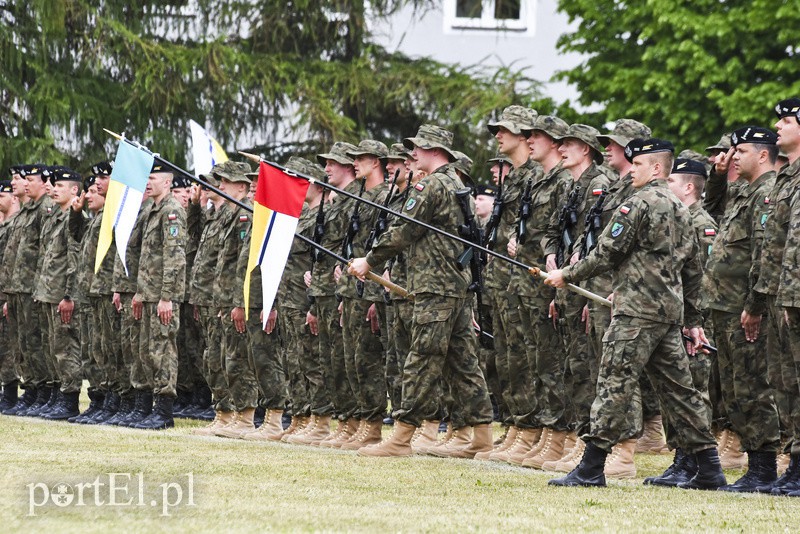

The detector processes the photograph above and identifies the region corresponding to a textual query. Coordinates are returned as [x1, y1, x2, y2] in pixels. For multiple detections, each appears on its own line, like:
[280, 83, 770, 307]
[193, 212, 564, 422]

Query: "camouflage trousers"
[384, 301, 403, 415]
[779, 307, 800, 455]
[119, 292, 149, 392]
[557, 290, 596, 435]
[197, 306, 231, 412]
[765, 296, 796, 444]
[138, 302, 180, 398]
[77, 306, 101, 389]
[46, 302, 82, 394]
[712, 309, 780, 452]
[177, 302, 206, 394]
[314, 295, 352, 419]
[0, 310, 17, 386]
[246, 309, 287, 411]
[341, 297, 387, 422]
[394, 293, 492, 428]
[220, 312, 259, 411]
[586, 316, 716, 454]
[38, 302, 57, 386]
[282, 305, 331, 416]
[11, 293, 46, 386]
[488, 291, 534, 427]
[663, 350, 713, 448]
[476, 299, 503, 423]
[91, 296, 124, 393]
[518, 293, 568, 430]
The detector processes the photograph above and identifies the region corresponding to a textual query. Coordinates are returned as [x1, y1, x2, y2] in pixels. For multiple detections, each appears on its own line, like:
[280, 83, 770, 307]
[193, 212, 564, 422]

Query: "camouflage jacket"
[563, 180, 704, 326]
[688, 201, 718, 270]
[237, 227, 263, 311]
[0, 213, 21, 298]
[70, 208, 97, 304]
[33, 207, 75, 304]
[386, 188, 410, 301]
[485, 159, 540, 291]
[366, 164, 470, 298]
[183, 198, 203, 303]
[9, 194, 53, 295]
[755, 158, 800, 297]
[508, 162, 570, 298]
[276, 203, 315, 311]
[112, 199, 153, 295]
[213, 199, 251, 309]
[703, 169, 747, 225]
[704, 171, 774, 315]
[189, 202, 229, 307]
[776, 158, 800, 308]
[135, 196, 187, 303]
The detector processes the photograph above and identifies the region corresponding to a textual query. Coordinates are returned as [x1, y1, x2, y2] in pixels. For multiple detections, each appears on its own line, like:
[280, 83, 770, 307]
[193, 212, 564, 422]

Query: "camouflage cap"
[347, 139, 389, 159]
[213, 160, 252, 183]
[451, 150, 474, 180]
[403, 124, 458, 161]
[382, 142, 409, 161]
[705, 133, 732, 153]
[285, 156, 326, 181]
[529, 115, 569, 140]
[488, 105, 538, 136]
[563, 124, 605, 164]
[317, 141, 357, 166]
[199, 165, 220, 188]
[485, 151, 512, 166]
[597, 119, 651, 148]
[677, 149, 708, 165]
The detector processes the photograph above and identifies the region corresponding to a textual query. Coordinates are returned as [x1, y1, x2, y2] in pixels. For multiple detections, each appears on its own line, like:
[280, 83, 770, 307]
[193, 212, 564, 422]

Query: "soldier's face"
[666, 174, 689, 201]
[474, 194, 494, 219]
[86, 185, 105, 212]
[10, 173, 25, 198]
[776, 116, 800, 153]
[559, 138, 590, 170]
[25, 175, 46, 199]
[732, 144, 762, 180]
[95, 174, 110, 197]
[630, 155, 656, 188]
[51, 181, 78, 207]
[324, 160, 352, 187]
[605, 141, 628, 172]
[490, 162, 504, 185]
[146, 172, 171, 200]
[172, 187, 190, 208]
[353, 154, 379, 178]
[527, 130, 557, 162]
[385, 160, 404, 180]
[0, 192, 13, 213]
[495, 126, 526, 155]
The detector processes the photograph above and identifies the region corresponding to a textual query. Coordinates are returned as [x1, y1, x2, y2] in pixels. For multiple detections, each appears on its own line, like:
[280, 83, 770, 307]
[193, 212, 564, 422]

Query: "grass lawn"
[1, 406, 798, 533]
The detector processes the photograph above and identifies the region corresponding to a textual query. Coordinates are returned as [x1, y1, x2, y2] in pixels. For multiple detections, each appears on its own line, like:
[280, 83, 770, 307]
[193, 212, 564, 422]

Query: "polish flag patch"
[765, 197, 770, 204]
[239, 215, 249, 222]
[168, 213, 178, 221]
[619, 206, 630, 215]
[704, 228, 716, 236]
[415, 182, 425, 191]
[592, 188, 604, 196]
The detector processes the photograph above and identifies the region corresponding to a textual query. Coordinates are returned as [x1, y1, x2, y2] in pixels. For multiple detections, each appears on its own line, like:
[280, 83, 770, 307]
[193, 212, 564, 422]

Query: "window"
[445, 0, 535, 34]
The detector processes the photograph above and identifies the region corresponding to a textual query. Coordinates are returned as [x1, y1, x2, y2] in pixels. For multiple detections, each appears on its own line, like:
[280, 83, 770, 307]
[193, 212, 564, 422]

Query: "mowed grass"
[1, 402, 798, 533]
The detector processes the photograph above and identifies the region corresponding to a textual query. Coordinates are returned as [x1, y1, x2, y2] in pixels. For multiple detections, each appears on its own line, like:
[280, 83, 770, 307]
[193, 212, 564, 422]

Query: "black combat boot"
[86, 391, 120, 424]
[644, 448, 698, 487]
[19, 385, 53, 417]
[172, 389, 193, 416]
[719, 450, 777, 493]
[765, 454, 800, 495]
[548, 442, 608, 487]
[132, 394, 174, 430]
[678, 447, 727, 490]
[37, 386, 62, 418]
[102, 393, 136, 425]
[184, 385, 214, 420]
[253, 405, 266, 428]
[118, 390, 153, 427]
[4, 386, 37, 415]
[71, 389, 105, 423]
[0, 382, 19, 412]
[41, 391, 80, 420]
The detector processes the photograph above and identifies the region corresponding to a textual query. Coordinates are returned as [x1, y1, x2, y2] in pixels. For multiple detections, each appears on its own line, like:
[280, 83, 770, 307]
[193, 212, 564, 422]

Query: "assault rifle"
[482, 163, 505, 249]
[555, 185, 582, 267]
[341, 178, 367, 262]
[310, 175, 329, 266]
[580, 190, 607, 259]
[516, 174, 534, 245]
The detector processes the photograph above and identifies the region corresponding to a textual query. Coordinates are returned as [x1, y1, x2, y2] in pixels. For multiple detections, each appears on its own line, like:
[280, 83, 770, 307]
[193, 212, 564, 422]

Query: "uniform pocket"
[416, 306, 452, 325]
[602, 324, 640, 343]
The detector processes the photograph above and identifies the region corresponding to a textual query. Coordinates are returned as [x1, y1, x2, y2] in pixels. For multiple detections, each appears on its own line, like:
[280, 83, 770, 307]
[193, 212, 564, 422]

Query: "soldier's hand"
[132, 295, 143, 320]
[333, 264, 343, 283]
[713, 147, 734, 175]
[265, 308, 277, 334]
[366, 304, 380, 334]
[507, 237, 517, 258]
[112, 292, 122, 312]
[157, 299, 173, 325]
[545, 254, 557, 272]
[347, 258, 371, 281]
[570, 251, 580, 266]
[581, 304, 590, 334]
[72, 191, 85, 212]
[548, 299, 558, 328]
[303, 270, 312, 288]
[338, 301, 343, 327]
[544, 269, 566, 289]
[58, 298, 74, 324]
[785, 309, 790, 326]
[193, 305, 199, 321]
[685, 326, 709, 355]
[190, 184, 201, 204]
[382, 269, 392, 285]
[741, 310, 762, 342]
[305, 311, 319, 335]
[231, 306, 246, 333]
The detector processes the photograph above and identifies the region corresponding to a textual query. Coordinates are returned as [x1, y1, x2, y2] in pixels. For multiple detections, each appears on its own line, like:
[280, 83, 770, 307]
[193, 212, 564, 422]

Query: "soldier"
[0, 177, 21, 411]
[703, 133, 739, 224]
[130, 163, 187, 430]
[349, 124, 494, 458]
[545, 138, 725, 489]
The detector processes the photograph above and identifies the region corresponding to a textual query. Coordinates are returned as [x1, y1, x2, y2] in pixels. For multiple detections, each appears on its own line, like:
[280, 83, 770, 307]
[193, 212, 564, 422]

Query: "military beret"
[213, 160, 252, 184]
[624, 138, 675, 163]
[317, 142, 357, 166]
[597, 119, 651, 148]
[672, 158, 707, 179]
[563, 124, 605, 164]
[91, 161, 114, 176]
[474, 184, 498, 197]
[171, 175, 193, 189]
[731, 126, 777, 147]
[150, 162, 173, 174]
[44, 166, 82, 185]
[0, 180, 12, 193]
[18, 164, 47, 178]
[347, 140, 389, 159]
[7, 165, 23, 178]
[83, 175, 97, 193]
[488, 105, 538, 136]
[774, 98, 800, 121]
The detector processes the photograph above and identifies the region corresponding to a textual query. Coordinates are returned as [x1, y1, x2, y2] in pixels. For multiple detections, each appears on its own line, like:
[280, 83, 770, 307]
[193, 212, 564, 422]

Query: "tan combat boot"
[542, 432, 577, 470]
[554, 438, 586, 472]
[214, 408, 256, 439]
[719, 431, 748, 469]
[447, 424, 494, 459]
[493, 425, 510, 446]
[501, 428, 543, 465]
[280, 415, 310, 442]
[521, 429, 568, 469]
[427, 426, 472, 457]
[287, 415, 332, 446]
[321, 419, 359, 448]
[358, 421, 416, 457]
[475, 426, 518, 460]
[604, 438, 637, 479]
[778, 453, 790, 475]
[636, 416, 669, 454]
[340, 420, 383, 451]
[193, 410, 235, 436]
[516, 428, 551, 464]
[411, 420, 441, 455]
[242, 409, 285, 441]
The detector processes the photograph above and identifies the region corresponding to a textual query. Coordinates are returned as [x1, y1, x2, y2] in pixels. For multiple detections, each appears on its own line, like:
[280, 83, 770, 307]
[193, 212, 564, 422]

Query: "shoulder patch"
[239, 215, 249, 222]
[704, 228, 716, 236]
[47, 207, 52, 214]
[168, 225, 179, 237]
[405, 198, 417, 211]
[168, 213, 178, 221]
[619, 205, 631, 215]
[611, 222, 625, 237]
[765, 197, 770, 204]
[592, 188, 604, 196]
[761, 213, 768, 228]
[415, 182, 425, 191]
[240, 230, 247, 241]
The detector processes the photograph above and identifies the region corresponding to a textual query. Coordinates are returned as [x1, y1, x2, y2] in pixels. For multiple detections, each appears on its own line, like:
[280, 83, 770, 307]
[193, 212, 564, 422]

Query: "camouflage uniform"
[562, 179, 716, 453]
[177, 193, 205, 400]
[0, 213, 17, 388]
[135, 195, 186, 398]
[0, 207, 25, 387]
[704, 169, 780, 453]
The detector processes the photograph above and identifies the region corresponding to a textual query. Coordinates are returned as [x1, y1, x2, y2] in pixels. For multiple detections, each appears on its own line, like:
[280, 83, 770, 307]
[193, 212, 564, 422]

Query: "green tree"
[555, 0, 800, 150]
[0, 0, 538, 175]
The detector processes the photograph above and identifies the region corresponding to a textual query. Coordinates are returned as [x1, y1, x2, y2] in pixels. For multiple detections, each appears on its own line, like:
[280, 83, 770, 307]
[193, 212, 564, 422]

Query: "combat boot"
[777, 453, 790, 475]
[718, 431, 748, 469]
[427, 426, 472, 457]
[87, 392, 120, 424]
[281, 416, 311, 442]
[41, 391, 80, 421]
[19, 385, 53, 417]
[411, 420, 441, 455]
[320, 419, 359, 448]
[719, 450, 777, 493]
[172, 390, 193, 416]
[493, 425, 510, 446]
[3, 385, 37, 416]
[184, 385, 214, 420]
[476, 426, 518, 460]
[0, 382, 19, 412]
[678, 447, 726, 490]
[635, 416, 668, 453]
[502, 428, 543, 464]
[548, 442, 607, 487]
[118, 390, 153, 427]
[446, 424, 493, 459]
[542, 432, 577, 471]
[340, 419, 383, 451]
[522, 429, 569, 469]
[766, 455, 800, 495]
[553, 437, 586, 473]
[253, 405, 266, 428]
[132, 394, 174, 430]
[193, 410, 235, 435]
[70, 389, 104, 423]
[358, 421, 415, 457]
[37, 387, 62, 418]
[604, 438, 637, 479]
[102, 393, 136, 425]
[288, 415, 332, 445]
[644, 448, 697, 487]
[715, 428, 729, 452]
[214, 408, 256, 439]
[242, 409, 285, 441]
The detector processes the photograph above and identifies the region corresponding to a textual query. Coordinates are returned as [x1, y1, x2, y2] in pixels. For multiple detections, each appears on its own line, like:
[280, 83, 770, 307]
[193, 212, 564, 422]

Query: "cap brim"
[597, 134, 630, 148]
[487, 120, 525, 136]
[316, 153, 353, 166]
[404, 137, 457, 161]
[704, 145, 727, 153]
[346, 150, 385, 158]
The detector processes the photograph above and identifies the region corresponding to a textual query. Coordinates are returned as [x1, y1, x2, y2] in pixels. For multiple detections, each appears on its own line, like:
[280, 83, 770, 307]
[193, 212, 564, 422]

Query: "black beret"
[473, 184, 499, 197]
[91, 161, 114, 176]
[171, 175, 192, 189]
[18, 164, 47, 178]
[83, 175, 97, 193]
[44, 166, 82, 185]
[672, 158, 707, 179]
[624, 138, 674, 163]
[731, 126, 777, 146]
[7, 165, 23, 177]
[0, 180, 12, 193]
[151, 162, 172, 174]
[774, 98, 800, 120]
